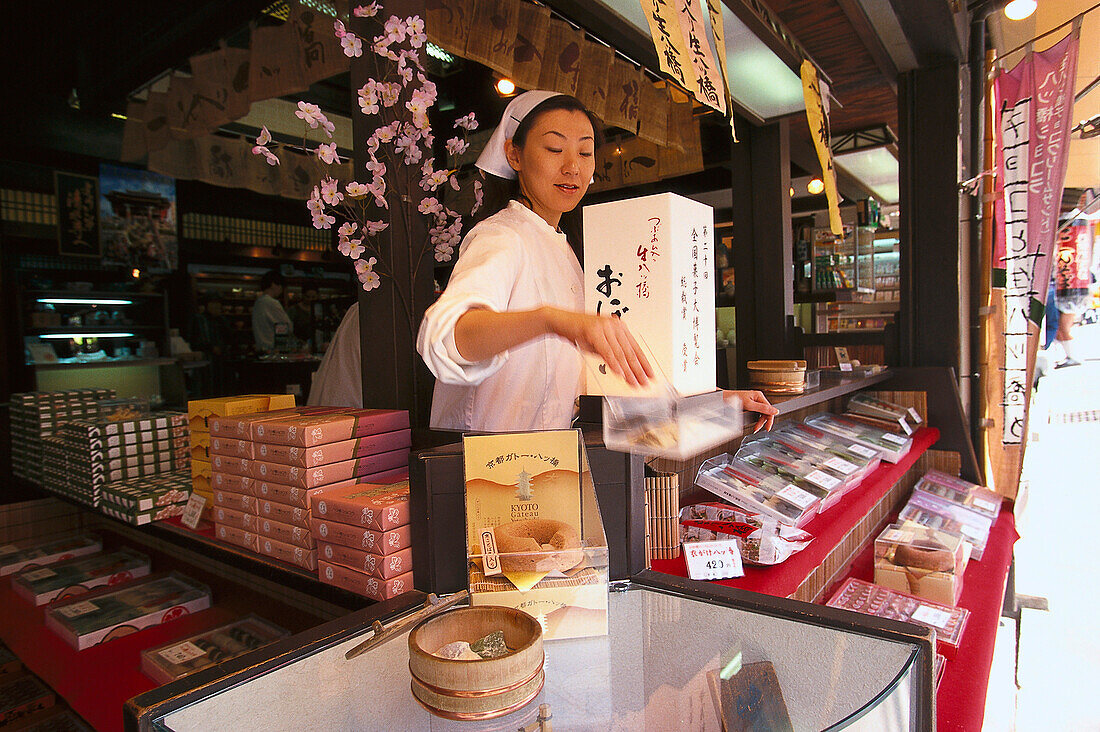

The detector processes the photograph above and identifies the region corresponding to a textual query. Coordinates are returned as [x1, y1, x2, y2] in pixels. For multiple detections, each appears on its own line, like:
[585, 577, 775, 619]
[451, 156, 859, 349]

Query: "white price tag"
[960, 524, 986, 541]
[21, 567, 57, 582]
[835, 347, 853, 371]
[479, 528, 502, 577]
[684, 540, 744, 581]
[824, 456, 858, 475]
[57, 600, 98, 618]
[881, 433, 907, 446]
[911, 604, 951, 629]
[158, 641, 208, 665]
[881, 529, 915, 544]
[181, 493, 207, 530]
[805, 470, 841, 490]
[776, 484, 817, 510]
[973, 498, 998, 513]
[907, 407, 923, 424]
[848, 443, 878, 459]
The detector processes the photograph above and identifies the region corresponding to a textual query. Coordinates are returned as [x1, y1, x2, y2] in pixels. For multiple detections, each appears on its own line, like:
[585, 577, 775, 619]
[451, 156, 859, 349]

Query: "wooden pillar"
[731, 118, 796, 386]
[350, 3, 434, 429]
[897, 63, 965, 377]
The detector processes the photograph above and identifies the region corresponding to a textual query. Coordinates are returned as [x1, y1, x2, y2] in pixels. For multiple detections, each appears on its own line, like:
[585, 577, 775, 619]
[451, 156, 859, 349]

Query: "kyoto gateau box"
[463, 430, 608, 641]
[582, 191, 716, 397]
[45, 572, 211, 650]
[187, 394, 297, 432]
[12, 548, 151, 606]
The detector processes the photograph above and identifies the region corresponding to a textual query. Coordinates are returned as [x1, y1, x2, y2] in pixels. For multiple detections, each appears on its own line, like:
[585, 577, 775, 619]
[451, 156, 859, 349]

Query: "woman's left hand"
[723, 390, 779, 433]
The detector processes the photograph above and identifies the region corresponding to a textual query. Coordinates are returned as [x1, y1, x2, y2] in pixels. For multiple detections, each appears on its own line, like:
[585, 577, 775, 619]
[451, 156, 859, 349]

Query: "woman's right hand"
[542, 308, 654, 387]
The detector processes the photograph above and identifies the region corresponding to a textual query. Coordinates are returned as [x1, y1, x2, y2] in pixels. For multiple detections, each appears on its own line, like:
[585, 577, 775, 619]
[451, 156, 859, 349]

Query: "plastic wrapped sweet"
[873, 523, 968, 605]
[774, 422, 882, 479]
[826, 578, 969, 648]
[679, 502, 813, 565]
[141, 615, 289, 684]
[805, 413, 912, 463]
[695, 455, 820, 527]
[738, 431, 861, 507]
[899, 490, 993, 561]
[913, 470, 1002, 521]
[12, 548, 151, 606]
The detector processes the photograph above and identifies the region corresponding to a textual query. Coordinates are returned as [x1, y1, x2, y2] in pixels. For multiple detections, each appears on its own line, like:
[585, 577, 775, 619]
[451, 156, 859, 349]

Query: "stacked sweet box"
[0, 535, 102, 577]
[11, 547, 151, 606]
[311, 480, 414, 601]
[9, 389, 114, 484]
[99, 471, 193, 525]
[187, 395, 297, 523]
[208, 407, 410, 573]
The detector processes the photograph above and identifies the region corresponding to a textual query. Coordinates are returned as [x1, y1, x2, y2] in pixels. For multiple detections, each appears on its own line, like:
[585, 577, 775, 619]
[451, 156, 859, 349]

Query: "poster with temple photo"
[98, 163, 179, 272]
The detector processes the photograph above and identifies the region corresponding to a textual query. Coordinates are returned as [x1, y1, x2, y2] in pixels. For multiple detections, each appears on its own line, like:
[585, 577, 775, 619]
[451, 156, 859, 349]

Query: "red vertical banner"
[988, 18, 1081, 475]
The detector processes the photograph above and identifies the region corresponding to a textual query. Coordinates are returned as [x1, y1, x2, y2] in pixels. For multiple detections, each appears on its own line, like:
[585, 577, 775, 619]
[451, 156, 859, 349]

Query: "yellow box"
[190, 431, 211, 460]
[187, 394, 297, 432]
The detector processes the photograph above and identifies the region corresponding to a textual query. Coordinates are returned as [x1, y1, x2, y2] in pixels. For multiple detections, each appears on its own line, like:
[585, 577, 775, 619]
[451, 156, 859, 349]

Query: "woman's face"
[505, 108, 596, 228]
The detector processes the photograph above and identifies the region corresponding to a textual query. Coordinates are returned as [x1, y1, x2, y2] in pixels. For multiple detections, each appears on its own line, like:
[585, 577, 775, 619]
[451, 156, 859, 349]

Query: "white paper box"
[583, 192, 716, 396]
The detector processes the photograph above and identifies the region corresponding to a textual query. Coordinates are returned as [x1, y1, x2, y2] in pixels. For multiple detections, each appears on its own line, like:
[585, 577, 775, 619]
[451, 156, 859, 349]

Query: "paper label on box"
[911, 604, 951, 629]
[960, 524, 985, 541]
[158, 641, 207, 665]
[21, 567, 57, 581]
[882, 433, 907, 445]
[824, 456, 858, 475]
[907, 407, 922, 423]
[881, 529, 914, 544]
[973, 498, 998, 513]
[848, 443, 878, 459]
[181, 494, 207, 530]
[805, 470, 841, 490]
[57, 600, 98, 617]
[684, 539, 744, 581]
[479, 528, 502, 577]
[777, 484, 817, 509]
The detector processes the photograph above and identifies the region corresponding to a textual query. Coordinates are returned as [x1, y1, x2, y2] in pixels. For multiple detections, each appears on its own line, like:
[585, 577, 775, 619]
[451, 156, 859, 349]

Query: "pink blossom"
[337, 221, 358, 238]
[312, 211, 336, 229]
[454, 113, 478, 131]
[320, 177, 343, 206]
[374, 121, 399, 144]
[252, 145, 280, 166]
[380, 83, 401, 108]
[445, 137, 469, 157]
[359, 269, 381, 291]
[365, 158, 386, 178]
[316, 143, 340, 164]
[295, 101, 324, 128]
[307, 190, 325, 214]
[472, 180, 484, 213]
[353, 3, 380, 18]
[416, 75, 437, 102]
[403, 146, 423, 166]
[355, 259, 372, 276]
[256, 126, 272, 145]
[449, 175, 460, 192]
[364, 221, 388, 235]
[339, 238, 366, 259]
[418, 197, 442, 215]
[358, 86, 379, 115]
[345, 181, 370, 198]
[398, 65, 413, 84]
[384, 16, 407, 43]
[333, 20, 346, 38]
[341, 33, 363, 58]
[406, 17, 426, 48]
[372, 38, 398, 61]
[420, 168, 450, 191]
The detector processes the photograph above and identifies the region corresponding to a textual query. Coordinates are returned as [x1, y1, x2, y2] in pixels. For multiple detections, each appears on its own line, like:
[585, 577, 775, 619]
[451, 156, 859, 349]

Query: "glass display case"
[132, 572, 934, 731]
[811, 230, 901, 334]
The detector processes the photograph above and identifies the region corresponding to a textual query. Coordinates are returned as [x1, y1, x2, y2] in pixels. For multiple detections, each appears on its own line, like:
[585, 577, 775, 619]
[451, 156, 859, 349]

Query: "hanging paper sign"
[993, 22, 1081, 445]
[509, 1, 550, 91]
[801, 60, 842, 235]
[640, 0, 694, 96]
[55, 172, 100, 258]
[537, 18, 584, 97]
[705, 0, 737, 140]
[676, 0, 725, 114]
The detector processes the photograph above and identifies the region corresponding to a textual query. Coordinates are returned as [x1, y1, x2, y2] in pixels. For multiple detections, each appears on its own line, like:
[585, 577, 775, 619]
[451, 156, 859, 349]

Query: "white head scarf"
[474, 90, 562, 179]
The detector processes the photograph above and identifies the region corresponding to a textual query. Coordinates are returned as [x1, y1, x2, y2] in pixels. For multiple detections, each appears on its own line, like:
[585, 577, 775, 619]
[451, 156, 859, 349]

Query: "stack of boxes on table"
[10, 389, 114, 484]
[206, 404, 411, 578]
[187, 395, 298, 524]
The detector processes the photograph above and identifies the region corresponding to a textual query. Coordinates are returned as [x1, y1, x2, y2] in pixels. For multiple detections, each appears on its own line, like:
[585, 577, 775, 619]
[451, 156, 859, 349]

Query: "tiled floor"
[983, 320, 1100, 731]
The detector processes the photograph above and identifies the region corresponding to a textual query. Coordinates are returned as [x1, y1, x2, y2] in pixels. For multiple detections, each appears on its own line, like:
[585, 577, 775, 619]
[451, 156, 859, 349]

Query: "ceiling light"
[807, 178, 825, 195]
[495, 78, 516, 96]
[1004, 0, 1037, 21]
[789, 186, 795, 198]
[426, 43, 455, 64]
[131, 268, 142, 279]
[39, 332, 135, 339]
[37, 298, 134, 306]
[833, 147, 900, 204]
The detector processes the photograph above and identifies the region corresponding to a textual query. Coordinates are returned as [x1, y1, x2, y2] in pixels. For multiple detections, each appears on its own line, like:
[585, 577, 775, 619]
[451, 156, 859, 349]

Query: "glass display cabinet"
[129, 571, 934, 731]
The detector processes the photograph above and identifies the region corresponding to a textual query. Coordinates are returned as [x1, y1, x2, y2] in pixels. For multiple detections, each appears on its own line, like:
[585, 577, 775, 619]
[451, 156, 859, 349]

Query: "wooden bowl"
[408, 606, 544, 720]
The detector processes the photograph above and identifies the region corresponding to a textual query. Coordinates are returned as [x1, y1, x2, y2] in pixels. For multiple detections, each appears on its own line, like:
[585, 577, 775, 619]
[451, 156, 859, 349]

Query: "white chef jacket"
[308, 303, 363, 408]
[417, 201, 584, 432]
[251, 293, 293, 352]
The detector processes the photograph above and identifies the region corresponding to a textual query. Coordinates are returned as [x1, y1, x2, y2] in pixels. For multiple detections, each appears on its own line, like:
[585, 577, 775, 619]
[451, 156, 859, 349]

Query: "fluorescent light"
[37, 298, 133, 306]
[833, 147, 900, 204]
[426, 43, 454, 64]
[1004, 0, 1037, 21]
[39, 332, 135, 339]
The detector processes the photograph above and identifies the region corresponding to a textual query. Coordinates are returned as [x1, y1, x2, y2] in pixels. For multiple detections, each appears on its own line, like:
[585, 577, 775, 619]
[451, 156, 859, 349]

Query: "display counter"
[127, 571, 934, 731]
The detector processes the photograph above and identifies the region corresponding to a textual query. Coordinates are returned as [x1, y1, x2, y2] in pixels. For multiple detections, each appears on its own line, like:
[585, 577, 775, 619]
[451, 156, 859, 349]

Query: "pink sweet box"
[311, 519, 411, 556]
[250, 409, 410, 447]
[256, 516, 315, 550]
[249, 448, 408, 487]
[318, 543, 412, 579]
[309, 481, 410, 531]
[317, 560, 412, 601]
[258, 536, 317, 571]
[256, 500, 311, 530]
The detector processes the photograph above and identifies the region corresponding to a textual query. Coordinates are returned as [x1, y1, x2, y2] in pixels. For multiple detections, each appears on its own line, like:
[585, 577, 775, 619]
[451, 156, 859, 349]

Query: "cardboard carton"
[310, 481, 410, 531]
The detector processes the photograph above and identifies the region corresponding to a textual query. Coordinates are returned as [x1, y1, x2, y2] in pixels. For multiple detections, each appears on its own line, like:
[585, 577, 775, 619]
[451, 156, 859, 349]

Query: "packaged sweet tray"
[846, 392, 922, 433]
[914, 470, 1002, 521]
[679, 502, 813, 565]
[775, 422, 882, 478]
[826, 578, 969, 648]
[740, 432, 861, 501]
[141, 615, 289, 684]
[0, 674, 55, 726]
[45, 572, 211, 650]
[804, 413, 913, 463]
[732, 443, 846, 512]
[899, 490, 993, 561]
[695, 454, 820, 527]
[0, 534, 102, 576]
[873, 523, 967, 605]
[12, 548, 151, 606]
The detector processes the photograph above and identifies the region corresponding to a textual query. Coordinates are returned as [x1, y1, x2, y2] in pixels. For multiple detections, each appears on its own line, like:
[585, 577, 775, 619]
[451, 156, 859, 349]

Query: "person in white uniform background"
[417, 91, 778, 433]
[251, 269, 293, 353]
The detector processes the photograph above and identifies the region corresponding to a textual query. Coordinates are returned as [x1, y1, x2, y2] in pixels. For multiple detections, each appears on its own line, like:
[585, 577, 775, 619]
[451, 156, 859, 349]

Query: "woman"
[417, 91, 776, 433]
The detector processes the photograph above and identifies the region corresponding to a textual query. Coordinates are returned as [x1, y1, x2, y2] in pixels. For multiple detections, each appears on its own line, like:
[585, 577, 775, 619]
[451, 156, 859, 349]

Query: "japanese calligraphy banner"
[800, 60, 842, 235]
[705, 0, 737, 140]
[288, 1, 349, 86]
[509, 1, 551, 91]
[676, 0, 725, 114]
[424, 0, 473, 58]
[605, 58, 642, 133]
[575, 40, 613, 120]
[54, 172, 100, 258]
[992, 24, 1080, 446]
[538, 18, 584, 98]
[640, 0, 696, 101]
[465, 0, 519, 77]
